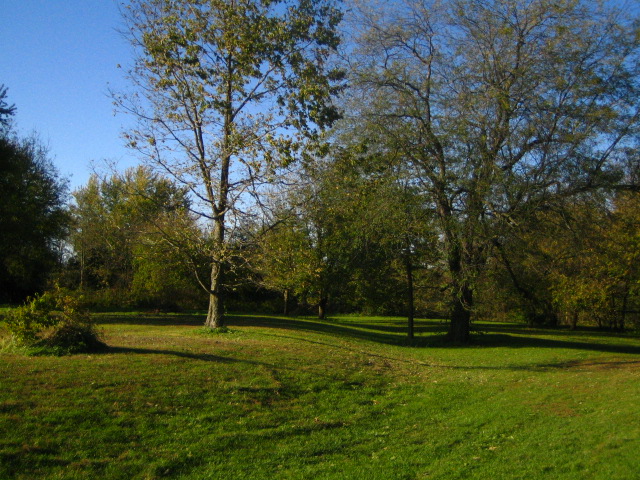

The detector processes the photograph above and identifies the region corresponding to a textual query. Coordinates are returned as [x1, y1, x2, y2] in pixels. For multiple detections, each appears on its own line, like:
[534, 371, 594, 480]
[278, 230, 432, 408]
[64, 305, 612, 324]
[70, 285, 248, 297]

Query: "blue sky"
[2, 0, 638, 192]
[1, 0, 136, 190]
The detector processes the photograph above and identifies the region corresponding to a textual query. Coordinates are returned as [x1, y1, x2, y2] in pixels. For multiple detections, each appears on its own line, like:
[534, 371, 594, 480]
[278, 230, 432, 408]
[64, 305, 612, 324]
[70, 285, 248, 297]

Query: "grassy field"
[1, 313, 639, 479]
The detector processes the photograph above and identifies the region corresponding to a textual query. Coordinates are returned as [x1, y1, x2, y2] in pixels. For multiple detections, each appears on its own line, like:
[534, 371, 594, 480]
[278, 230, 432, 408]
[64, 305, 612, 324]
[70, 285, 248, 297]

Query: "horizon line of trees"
[2, 0, 640, 342]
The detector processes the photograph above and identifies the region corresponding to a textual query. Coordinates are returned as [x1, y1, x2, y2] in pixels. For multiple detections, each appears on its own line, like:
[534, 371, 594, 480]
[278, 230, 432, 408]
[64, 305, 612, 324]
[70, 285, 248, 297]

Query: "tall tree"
[116, 0, 344, 328]
[311, 147, 437, 335]
[0, 133, 68, 302]
[253, 210, 313, 316]
[345, 0, 640, 341]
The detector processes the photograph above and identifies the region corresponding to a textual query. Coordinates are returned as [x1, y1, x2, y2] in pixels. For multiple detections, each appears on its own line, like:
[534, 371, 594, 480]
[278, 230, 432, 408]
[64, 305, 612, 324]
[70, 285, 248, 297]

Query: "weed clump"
[197, 326, 233, 335]
[5, 288, 106, 356]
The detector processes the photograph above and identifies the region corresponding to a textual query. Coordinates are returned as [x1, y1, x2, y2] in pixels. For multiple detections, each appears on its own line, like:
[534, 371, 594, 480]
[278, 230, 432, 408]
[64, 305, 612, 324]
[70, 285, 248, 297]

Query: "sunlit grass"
[1, 312, 639, 479]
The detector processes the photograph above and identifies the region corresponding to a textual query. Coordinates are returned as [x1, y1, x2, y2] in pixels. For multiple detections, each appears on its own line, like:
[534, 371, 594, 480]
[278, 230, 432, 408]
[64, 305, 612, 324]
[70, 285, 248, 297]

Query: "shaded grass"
[1, 312, 639, 479]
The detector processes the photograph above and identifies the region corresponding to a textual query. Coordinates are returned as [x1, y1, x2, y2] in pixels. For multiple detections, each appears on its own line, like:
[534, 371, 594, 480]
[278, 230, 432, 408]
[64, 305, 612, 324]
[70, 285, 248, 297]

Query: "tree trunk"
[205, 259, 225, 328]
[442, 223, 472, 342]
[405, 256, 415, 340]
[204, 58, 232, 330]
[318, 296, 327, 320]
[283, 289, 290, 316]
[79, 243, 85, 290]
[545, 308, 559, 327]
[436, 193, 472, 343]
[205, 216, 226, 329]
[448, 284, 472, 343]
[570, 311, 578, 330]
[620, 289, 629, 332]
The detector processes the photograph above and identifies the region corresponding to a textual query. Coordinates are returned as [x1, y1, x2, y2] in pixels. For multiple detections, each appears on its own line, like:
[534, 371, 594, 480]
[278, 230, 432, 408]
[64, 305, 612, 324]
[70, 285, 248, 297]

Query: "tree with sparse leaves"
[345, 0, 640, 342]
[115, 0, 344, 328]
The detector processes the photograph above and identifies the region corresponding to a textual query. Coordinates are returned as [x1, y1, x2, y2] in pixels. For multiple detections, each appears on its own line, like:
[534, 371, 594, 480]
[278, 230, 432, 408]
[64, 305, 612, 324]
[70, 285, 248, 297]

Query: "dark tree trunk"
[318, 296, 327, 320]
[545, 309, 559, 327]
[405, 256, 415, 340]
[79, 248, 85, 290]
[283, 289, 290, 316]
[570, 311, 578, 330]
[448, 284, 472, 343]
[442, 224, 472, 342]
[620, 289, 629, 331]
[436, 192, 473, 343]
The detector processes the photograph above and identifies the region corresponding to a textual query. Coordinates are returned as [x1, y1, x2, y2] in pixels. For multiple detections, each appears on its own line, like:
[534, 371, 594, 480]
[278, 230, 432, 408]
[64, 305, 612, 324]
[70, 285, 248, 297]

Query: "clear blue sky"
[1, 0, 136, 190]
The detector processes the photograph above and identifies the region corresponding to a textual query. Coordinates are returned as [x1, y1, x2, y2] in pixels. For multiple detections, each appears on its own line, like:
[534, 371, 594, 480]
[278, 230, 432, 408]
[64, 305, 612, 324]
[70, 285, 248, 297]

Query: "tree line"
[2, 0, 639, 343]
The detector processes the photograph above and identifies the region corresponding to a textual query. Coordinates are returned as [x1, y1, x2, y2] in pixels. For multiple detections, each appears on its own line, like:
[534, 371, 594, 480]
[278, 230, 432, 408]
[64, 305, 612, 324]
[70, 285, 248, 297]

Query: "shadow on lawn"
[97, 313, 205, 326]
[228, 314, 454, 344]
[104, 346, 254, 365]
[228, 315, 640, 356]
[466, 333, 640, 355]
[96, 312, 640, 357]
[102, 335, 640, 374]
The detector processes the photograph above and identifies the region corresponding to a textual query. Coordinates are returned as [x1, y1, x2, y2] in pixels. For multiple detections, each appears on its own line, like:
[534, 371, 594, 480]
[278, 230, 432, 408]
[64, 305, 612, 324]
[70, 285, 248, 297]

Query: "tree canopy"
[341, 0, 640, 341]
[116, 0, 344, 327]
[68, 166, 201, 309]
[0, 85, 16, 131]
[3, 1, 640, 341]
[0, 131, 68, 302]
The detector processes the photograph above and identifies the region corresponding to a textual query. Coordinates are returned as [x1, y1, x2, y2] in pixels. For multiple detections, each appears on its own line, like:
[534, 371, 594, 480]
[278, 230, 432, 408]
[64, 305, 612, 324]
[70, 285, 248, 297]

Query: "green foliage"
[4, 292, 57, 344]
[487, 192, 640, 330]
[68, 166, 201, 310]
[254, 143, 440, 326]
[0, 131, 68, 303]
[130, 228, 204, 310]
[548, 194, 640, 329]
[5, 288, 105, 356]
[344, 0, 640, 341]
[0, 84, 16, 129]
[117, 0, 345, 327]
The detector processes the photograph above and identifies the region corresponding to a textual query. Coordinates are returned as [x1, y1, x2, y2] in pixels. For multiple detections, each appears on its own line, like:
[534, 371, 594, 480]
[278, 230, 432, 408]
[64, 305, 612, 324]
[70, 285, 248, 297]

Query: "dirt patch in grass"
[531, 401, 580, 418]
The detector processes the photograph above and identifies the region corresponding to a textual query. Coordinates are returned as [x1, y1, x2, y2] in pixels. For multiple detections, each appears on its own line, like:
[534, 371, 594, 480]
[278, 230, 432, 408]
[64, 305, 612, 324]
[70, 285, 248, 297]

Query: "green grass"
[1, 313, 639, 479]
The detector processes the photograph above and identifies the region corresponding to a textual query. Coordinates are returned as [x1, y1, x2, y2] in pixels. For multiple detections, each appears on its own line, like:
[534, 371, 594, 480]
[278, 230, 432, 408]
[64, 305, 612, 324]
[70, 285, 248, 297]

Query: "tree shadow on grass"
[103, 346, 251, 364]
[98, 331, 640, 375]
[0, 450, 69, 479]
[228, 315, 640, 356]
[465, 333, 640, 355]
[96, 312, 446, 334]
[475, 322, 637, 339]
[97, 313, 205, 327]
[95, 312, 447, 345]
[227, 314, 449, 345]
[95, 312, 640, 357]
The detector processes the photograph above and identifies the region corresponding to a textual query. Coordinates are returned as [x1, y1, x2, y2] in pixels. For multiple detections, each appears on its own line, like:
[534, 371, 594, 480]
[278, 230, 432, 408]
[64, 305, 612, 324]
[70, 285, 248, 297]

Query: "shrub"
[5, 288, 106, 355]
[4, 292, 57, 343]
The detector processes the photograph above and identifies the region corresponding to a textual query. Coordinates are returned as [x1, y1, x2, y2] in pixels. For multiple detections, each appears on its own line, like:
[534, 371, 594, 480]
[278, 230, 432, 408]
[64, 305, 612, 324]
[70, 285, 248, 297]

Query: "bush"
[5, 288, 106, 355]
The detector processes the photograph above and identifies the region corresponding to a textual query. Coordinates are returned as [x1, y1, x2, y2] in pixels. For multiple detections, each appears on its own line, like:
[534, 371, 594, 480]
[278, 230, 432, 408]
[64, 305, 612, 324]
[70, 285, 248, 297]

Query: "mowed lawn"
[1, 313, 639, 480]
